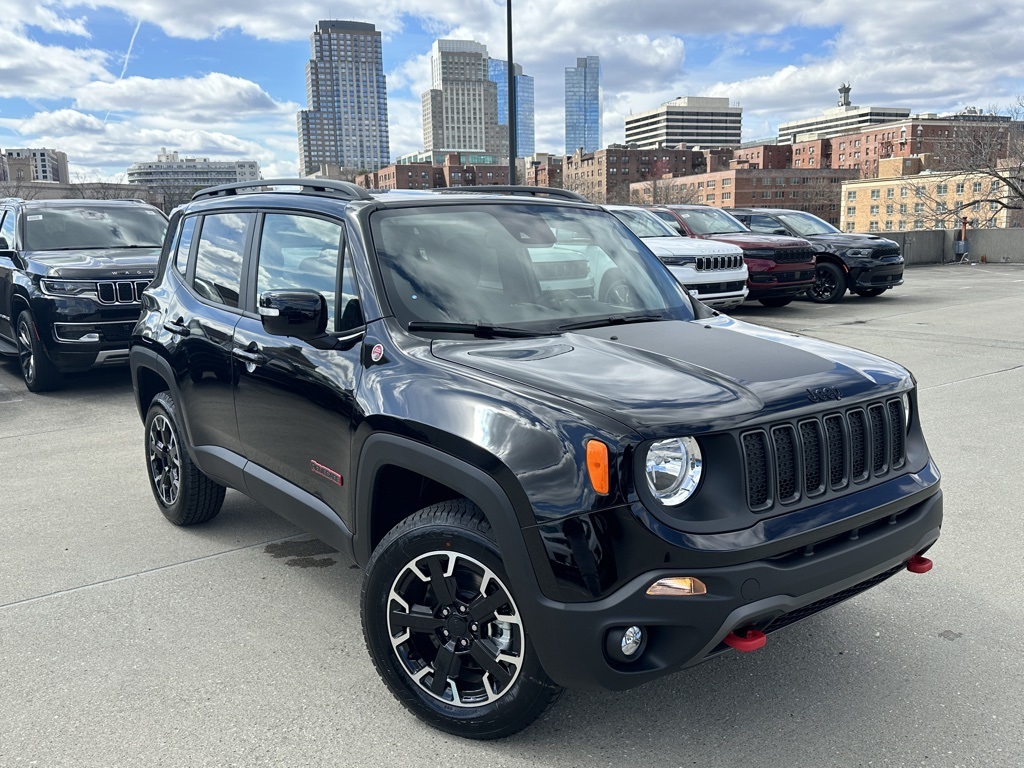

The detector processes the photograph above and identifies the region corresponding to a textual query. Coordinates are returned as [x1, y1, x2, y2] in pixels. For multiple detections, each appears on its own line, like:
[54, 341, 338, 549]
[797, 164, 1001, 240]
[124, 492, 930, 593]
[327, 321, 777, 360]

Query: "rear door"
[232, 210, 365, 528]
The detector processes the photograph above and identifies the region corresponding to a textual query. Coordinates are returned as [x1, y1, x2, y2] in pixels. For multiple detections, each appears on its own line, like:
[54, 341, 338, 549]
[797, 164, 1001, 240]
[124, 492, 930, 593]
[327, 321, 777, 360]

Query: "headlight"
[40, 279, 99, 298]
[644, 437, 703, 506]
[845, 248, 872, 258]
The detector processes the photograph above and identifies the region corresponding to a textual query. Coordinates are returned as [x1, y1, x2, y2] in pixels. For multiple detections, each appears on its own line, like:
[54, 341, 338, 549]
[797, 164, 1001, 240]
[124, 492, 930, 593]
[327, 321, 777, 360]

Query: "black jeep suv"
[730, 208, 904, 303]
[0, 197, 168, 391]
[130, 180, 942, 739]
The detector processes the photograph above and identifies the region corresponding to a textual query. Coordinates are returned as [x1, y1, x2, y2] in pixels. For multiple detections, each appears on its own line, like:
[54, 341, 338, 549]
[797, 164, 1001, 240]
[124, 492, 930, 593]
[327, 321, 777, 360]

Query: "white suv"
[605, 205, 748, 310]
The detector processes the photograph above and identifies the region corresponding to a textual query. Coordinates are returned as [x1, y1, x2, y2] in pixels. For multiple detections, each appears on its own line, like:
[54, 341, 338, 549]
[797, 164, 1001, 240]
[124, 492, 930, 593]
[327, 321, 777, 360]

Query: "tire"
[757, 296, 793, 308]
[853, 287, 886, 297]
[599, 269, 639, 308]
[144, 391, 225, 525]
[807, 262, 847, 303]
[15, 310, 62, 392]
[361, 499, 562, 739]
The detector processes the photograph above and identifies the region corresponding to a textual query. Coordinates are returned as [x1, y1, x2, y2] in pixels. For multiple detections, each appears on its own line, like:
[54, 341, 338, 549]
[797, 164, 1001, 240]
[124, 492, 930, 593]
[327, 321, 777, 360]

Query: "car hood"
[431, 316, 911, 436]
[701, 232, 812, 250]
[642, 237, 743, 258]
[25, 248, 161, 279]
[800, 233, 900, 252]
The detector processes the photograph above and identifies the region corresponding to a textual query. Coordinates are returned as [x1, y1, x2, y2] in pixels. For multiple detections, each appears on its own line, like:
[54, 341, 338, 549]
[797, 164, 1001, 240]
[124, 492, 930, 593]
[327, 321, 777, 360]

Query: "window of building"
[886, 188, 894, 199]
[973, 181, 983, 193]
[870, 189, 880, 199]
[955, 182, 965, 195]
[936, 183, 948, 195]
[884, 220, 893, 231]
[870, 205, 880, 215]
[869, 221, 879, 232]
[847, 206, 856, 217]
[847, 190, 857, 201]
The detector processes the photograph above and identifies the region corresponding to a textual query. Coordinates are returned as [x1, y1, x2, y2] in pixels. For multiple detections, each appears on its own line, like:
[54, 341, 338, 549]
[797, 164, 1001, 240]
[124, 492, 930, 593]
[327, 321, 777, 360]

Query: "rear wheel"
[144, 391, 225, 525]
[853, 287, 886, 297]
[361, 500, 561, 739]
[808, 262, 847, 303]
[15, 310, 62, 392]
[757, 296, 793, 308]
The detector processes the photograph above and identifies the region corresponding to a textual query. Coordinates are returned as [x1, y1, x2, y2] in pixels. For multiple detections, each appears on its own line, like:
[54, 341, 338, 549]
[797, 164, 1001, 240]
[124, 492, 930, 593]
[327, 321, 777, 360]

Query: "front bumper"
[744, 258, 816, 299]
[32, 295, 140, 372]
[666, 265, 748, 309]
[521, 484, 942, 691]
[849, 261, 905, 291]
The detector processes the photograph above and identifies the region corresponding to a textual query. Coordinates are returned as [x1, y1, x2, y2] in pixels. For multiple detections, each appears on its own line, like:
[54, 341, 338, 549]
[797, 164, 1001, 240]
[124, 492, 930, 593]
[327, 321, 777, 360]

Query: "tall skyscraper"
[565, 56, 602, 154]
[488, 59, 535, 158]
[422, 40, 502, 157]
[298, 20, 390, 176]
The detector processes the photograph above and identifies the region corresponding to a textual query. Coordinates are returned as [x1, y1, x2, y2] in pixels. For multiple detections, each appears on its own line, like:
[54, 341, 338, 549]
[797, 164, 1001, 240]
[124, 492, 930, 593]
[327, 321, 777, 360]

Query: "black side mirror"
[259, 290, 327, 338]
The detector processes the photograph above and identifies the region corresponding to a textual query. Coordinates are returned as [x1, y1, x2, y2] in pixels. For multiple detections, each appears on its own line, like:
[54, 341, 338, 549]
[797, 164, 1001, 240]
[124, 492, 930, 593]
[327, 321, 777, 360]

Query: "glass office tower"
[564, 56, 602, 154]
[488, 59, 535, 158]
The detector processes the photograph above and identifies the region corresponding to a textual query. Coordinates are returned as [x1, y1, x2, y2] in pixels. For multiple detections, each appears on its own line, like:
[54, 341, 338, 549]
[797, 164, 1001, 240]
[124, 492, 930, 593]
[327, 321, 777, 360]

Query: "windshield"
[370, 203, 695, 334]
[668, 207, 748, 235]
[24, 205, 167, 251]
[608, 208, 679, 238]
[775, 211, 841, 236]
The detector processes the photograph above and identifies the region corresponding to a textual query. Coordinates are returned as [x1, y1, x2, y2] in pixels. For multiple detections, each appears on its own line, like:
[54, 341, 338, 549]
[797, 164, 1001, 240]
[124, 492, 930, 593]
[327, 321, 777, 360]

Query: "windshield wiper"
[407, 321, 556, 338]
[557, 313, 665, 331]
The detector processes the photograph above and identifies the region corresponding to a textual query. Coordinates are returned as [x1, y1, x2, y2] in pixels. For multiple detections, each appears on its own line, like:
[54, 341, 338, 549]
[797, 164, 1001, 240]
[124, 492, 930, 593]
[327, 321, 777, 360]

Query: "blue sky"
[2, 1, 1023, 180]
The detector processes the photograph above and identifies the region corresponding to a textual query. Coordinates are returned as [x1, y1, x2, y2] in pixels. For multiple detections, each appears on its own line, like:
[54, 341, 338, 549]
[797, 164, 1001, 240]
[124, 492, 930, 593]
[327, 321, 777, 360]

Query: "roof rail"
[434, 185, 589, 202]
[0, 197, 25, 204]
[191, 178, 372, 202]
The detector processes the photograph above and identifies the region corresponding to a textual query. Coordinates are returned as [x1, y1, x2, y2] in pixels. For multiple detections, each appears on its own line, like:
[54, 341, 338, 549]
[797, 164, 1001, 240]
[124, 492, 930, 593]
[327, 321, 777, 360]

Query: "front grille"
[771, 247, 816, 264]
[741, 398, 907, 512]
[534, 260, 589, 280]
[97, 280, 149, 304]
[872, 246, 902, 258]
[694, 254, 743, 271]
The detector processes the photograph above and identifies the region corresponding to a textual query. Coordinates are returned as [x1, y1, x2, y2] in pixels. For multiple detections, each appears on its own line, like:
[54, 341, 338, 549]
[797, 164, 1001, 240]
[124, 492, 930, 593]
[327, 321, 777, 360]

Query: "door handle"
[163, 318, 190, 336]
[232, 346, 266, 365]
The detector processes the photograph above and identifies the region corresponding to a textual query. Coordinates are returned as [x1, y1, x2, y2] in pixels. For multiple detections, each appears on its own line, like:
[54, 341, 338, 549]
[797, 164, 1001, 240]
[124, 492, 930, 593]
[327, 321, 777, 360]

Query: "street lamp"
[506, 0, 517, 184]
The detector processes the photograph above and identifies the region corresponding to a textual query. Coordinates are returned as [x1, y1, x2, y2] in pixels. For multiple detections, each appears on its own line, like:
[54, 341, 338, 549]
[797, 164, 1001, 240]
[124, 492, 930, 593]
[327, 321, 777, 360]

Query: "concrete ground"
[1, 263, 1022, 767]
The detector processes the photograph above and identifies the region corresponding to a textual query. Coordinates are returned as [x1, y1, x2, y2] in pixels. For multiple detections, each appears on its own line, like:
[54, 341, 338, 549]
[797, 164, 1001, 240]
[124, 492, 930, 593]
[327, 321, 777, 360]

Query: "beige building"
[839, 156, 1023, 232]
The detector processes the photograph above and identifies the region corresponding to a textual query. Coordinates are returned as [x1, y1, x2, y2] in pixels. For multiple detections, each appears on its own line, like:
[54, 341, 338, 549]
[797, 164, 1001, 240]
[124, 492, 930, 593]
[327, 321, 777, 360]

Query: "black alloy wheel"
[808, 262, 847, 303]
[362, 500, 561, 739]
[15, 311, 62, 392]
[144, 392, 225, 525]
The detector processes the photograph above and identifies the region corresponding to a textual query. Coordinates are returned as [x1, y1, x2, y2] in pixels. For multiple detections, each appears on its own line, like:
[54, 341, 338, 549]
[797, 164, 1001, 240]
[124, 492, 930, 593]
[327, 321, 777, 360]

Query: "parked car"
[648, 204, 816, 308]
[729, 208, 905, 303]
[604, 205, 748, 310]
[130, 180, 941, 739]
[0, 197, 168, 391]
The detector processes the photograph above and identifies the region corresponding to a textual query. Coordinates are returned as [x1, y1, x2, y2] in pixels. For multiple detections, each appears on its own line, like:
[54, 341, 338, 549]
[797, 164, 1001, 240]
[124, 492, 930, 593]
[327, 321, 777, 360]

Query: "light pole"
[506, 0, 517, 184]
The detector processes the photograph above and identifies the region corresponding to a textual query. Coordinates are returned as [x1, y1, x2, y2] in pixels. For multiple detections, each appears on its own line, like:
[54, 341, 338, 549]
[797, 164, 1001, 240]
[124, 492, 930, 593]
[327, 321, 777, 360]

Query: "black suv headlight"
[643, 437, 703, 506]
[844, 248, 873, 258]
[40, 279, 99, 299]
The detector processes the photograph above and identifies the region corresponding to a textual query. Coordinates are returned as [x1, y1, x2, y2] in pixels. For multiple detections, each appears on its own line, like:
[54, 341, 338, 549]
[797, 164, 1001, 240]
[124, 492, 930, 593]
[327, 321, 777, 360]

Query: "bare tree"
[69, 172, 143, 200]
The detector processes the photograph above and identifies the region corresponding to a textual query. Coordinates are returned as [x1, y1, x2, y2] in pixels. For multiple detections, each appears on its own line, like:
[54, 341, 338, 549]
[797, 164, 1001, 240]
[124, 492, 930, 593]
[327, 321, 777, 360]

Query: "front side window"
[370, 204, 694, 333]
[22, 205, 166, 251]
[0, 209, 16, 249]
[192, 212, 253, 308]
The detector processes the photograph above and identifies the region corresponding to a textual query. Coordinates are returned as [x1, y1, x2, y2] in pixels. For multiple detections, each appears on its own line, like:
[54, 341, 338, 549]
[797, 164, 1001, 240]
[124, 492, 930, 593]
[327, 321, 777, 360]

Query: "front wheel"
[16, 311, 62, 392]
[144, 391, 225, 525]
[361, 500, 561, 739]
[807, 262, 847, 303]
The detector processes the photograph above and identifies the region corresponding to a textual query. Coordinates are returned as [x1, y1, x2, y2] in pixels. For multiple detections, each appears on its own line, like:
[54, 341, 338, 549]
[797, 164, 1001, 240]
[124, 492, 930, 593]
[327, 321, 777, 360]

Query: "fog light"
[621, 626, 643, 656]
[646, 576, 707, 596]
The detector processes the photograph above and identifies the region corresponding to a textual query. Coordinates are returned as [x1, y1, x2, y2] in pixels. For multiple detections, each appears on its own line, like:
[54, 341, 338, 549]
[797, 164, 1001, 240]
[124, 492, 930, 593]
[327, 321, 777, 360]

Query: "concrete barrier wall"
[886, 229, 1024, 264]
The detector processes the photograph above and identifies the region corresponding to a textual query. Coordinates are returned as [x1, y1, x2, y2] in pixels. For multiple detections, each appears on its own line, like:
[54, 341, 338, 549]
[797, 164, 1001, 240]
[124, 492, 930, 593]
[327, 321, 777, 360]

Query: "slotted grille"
[771, 247, 816, 264]
[694, 254, 743, 271]
[741, 398, 906, 512]
[96, 280, 149, 304]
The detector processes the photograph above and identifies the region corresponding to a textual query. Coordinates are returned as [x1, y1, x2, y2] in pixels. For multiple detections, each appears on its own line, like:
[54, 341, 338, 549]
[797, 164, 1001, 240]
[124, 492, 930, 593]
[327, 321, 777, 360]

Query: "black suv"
[730, 208, 904, 303]
[0, 197, 168, 390]
[130, 180, 942, 739]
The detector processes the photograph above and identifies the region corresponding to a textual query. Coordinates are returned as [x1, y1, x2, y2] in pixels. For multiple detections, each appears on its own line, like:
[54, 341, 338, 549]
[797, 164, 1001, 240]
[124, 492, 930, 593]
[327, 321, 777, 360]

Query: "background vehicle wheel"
[808, 262, 847, 303]
[599, 268, 639, 307]
[361, 499, 561, 739]
[757, 297, 793, 308]
[15, 311, 62, 392]
[144, 391, 225, 525]
[853, 287, 886, 297]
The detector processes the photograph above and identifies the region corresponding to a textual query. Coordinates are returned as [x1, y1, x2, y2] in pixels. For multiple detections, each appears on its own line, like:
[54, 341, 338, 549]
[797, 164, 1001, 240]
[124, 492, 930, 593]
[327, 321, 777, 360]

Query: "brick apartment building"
[356, 153, 509, 190]
[561, 144, 704, 204]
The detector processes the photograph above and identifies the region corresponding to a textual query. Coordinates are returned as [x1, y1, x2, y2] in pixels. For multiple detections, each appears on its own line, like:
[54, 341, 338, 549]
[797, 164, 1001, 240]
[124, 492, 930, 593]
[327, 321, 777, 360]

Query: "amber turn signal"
[646, 576, 708, 596]
[586, 440, 610, 495]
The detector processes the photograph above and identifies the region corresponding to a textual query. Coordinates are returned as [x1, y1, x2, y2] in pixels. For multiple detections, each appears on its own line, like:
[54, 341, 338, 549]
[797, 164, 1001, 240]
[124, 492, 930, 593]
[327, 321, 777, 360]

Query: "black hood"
[25, 248, 161, 279]
[801, 233, 899, 252]
[431, 316, 912, 437]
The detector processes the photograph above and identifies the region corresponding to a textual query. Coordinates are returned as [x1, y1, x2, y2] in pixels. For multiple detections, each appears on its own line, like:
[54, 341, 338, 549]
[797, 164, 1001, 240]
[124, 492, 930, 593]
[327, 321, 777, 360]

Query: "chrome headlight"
[40, 279, 99, 298]
[644, 437, 703, 506]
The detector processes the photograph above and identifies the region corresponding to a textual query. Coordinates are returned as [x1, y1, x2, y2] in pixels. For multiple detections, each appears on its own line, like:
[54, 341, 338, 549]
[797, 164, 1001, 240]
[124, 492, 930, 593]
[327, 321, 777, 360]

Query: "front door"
[232, 211, 364, 528]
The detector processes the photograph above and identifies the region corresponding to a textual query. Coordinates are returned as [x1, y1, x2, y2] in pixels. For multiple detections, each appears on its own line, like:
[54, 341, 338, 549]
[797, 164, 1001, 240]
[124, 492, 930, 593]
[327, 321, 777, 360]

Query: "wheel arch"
[130, 345, 178, 422]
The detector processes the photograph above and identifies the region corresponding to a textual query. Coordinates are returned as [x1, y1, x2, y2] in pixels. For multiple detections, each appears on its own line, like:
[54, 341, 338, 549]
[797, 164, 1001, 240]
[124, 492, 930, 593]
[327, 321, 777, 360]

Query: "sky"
[2, 0, 1023, 182]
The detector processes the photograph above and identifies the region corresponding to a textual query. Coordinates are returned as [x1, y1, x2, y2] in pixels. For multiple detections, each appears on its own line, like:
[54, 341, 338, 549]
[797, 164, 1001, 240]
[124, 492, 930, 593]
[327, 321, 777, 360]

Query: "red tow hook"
[907, 555, 933, 574]
[723, 629, 767, 652]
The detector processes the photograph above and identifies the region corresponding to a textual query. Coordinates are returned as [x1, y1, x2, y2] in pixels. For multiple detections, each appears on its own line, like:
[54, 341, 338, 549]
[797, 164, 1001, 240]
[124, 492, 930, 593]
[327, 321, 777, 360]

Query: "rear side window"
[192, 213, 252, 308]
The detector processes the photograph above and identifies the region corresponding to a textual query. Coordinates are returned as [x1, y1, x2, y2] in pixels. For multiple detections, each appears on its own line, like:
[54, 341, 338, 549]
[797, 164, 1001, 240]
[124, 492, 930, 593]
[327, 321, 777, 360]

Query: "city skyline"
[2, 1, 1023, 179]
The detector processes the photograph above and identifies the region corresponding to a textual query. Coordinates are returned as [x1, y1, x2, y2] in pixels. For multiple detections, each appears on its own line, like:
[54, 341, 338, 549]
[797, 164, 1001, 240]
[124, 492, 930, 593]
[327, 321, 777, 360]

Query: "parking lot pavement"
[2, 263, 1023, 767]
